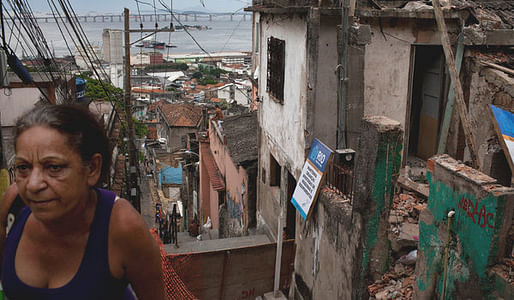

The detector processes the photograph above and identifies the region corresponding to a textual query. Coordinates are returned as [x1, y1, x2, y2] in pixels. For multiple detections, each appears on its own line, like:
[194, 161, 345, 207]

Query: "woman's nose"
[26, 168, 47, 192]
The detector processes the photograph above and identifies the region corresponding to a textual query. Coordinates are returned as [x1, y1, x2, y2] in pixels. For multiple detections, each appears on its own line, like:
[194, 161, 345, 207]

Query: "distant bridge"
[34, 13, 250, 23]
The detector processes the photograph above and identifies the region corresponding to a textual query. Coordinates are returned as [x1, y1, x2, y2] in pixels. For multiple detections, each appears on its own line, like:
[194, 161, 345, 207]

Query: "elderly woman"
[0, 105, 165, 299]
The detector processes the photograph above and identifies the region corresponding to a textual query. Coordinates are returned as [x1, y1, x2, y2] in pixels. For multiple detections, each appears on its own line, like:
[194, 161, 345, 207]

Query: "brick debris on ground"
[368, 192, 426, 299]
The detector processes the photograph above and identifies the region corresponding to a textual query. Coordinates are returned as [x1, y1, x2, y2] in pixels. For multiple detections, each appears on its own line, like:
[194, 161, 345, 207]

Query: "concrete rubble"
[368, 192, 426, 299]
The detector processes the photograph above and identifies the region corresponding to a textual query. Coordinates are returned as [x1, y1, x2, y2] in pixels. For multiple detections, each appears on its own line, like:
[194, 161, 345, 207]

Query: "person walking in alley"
[0, 105, 165, 299]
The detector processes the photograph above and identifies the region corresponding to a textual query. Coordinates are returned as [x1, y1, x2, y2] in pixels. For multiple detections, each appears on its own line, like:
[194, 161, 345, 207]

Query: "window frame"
[266, 36, 285, 104]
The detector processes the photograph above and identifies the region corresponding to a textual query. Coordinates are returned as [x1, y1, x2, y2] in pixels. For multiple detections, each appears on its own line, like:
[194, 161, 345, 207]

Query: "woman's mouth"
[30, 199, 54, 205]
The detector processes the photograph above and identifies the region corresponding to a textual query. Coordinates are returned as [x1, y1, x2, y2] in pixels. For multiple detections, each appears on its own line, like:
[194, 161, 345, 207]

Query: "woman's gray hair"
[15, 104, 112, 185]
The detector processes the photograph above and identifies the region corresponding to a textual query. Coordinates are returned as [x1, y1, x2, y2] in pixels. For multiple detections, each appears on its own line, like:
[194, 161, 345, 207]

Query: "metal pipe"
[442, 210, 455, 299]
[337, 0, 350, 149]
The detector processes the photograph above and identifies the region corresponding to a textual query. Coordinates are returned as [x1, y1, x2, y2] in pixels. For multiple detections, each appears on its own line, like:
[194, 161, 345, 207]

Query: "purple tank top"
[1, 188, 134, 300]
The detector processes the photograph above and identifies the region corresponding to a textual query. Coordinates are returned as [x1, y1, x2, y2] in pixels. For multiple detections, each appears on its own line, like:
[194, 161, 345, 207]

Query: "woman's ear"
[86, 153, 103, 187]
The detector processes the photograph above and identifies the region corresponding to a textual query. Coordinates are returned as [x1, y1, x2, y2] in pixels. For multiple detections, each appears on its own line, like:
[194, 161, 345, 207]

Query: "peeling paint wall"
[415, 154, 514, 299]
[292, 116, 403, 300]
[258, 14, 308, 176]
[292, 190, 358, 300]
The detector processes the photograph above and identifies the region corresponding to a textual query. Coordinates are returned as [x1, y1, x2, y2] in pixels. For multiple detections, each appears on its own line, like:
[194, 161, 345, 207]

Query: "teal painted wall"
[360, 131, 402, 293]
[417, 164, 511, 299]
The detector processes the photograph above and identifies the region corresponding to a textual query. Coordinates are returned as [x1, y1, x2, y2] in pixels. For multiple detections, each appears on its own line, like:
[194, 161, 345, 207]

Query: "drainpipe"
[337, 0, 350, 149]
[441, 210, 455, 299]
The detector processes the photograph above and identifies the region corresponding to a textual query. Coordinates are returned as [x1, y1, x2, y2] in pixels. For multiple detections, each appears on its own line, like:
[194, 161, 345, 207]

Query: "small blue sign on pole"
[291, 139, 333, 220]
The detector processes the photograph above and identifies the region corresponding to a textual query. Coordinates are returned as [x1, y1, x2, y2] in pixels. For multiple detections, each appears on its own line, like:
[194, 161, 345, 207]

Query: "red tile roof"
[148, 99, 167, 112]
[133, 87, 166, 94]
[200, 142, 225, 191]
[210, 97, 222, 103]
[160, 103, 203, 128]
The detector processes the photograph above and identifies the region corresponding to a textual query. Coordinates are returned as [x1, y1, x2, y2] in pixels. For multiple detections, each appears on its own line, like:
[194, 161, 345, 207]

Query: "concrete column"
[415, 154, 514, 299]
[185, 14, 188, 22]
[209, 15, 212, 21]
[353, 116, 403, 297]
[194, 14, 197, 22]
[111, 16, 113, 22]
[345, 24, 371, 150]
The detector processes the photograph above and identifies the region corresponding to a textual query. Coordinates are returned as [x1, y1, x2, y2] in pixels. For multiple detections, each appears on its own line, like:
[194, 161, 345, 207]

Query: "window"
[267, 36, 285, 103]
[270, 154, 281, 187]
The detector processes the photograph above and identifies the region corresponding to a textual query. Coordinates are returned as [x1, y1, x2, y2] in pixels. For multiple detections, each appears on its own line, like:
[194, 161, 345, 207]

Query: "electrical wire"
[1, 5, 58, 103]
[5, 0, 71, 101]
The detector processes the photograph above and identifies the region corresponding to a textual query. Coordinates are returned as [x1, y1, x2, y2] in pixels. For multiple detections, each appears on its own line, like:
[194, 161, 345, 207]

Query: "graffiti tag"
[458, 196, 494, 229]
[238, 288, 255, 299]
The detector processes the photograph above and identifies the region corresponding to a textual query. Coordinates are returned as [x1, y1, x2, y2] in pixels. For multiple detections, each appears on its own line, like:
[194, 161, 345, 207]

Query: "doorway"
[408, 46, 448, 160]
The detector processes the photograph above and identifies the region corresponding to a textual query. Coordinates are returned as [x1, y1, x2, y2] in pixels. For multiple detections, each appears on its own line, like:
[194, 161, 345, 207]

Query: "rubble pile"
[389, 193, 425, 253]
[368, 192, 426, 299]
[368, 260, 416, 300]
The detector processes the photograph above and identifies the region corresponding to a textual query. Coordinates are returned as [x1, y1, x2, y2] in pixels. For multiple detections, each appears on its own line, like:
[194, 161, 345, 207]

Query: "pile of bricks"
[368, 192, 426, 299]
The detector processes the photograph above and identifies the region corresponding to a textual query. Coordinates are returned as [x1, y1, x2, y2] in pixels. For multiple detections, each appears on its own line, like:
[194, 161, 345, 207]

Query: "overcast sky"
[27, 0, 251, 14]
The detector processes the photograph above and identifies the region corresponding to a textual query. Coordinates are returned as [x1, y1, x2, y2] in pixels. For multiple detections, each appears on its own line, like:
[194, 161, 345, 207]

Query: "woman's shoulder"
[109, 197, 148, 238]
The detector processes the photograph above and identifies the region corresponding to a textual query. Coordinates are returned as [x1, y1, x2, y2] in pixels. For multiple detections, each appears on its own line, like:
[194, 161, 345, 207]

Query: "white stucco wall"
[0, 88, 42, 126]
[259, 15, 307, 174]
[363, 20, 416, 129]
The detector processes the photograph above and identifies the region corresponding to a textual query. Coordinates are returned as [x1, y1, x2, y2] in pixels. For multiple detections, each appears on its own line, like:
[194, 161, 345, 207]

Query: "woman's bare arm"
[109, 198, 166, 300]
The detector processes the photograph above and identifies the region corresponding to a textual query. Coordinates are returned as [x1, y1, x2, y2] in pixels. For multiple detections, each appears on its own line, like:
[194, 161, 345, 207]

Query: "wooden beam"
[480, 60, 514, 77]
[437, 34, 464, 154]
[432, 0, 480, 169]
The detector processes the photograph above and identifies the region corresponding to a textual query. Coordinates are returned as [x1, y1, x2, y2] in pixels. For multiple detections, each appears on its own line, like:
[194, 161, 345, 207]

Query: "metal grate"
[267, 36, 285, 103]
[325, 160, 354, 202]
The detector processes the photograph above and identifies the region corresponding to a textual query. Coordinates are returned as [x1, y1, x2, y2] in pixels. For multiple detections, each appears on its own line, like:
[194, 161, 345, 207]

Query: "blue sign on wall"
[291, 139, 333, 219]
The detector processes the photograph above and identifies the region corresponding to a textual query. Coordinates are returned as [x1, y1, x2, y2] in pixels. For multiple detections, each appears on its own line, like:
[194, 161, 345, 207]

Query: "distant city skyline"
[27, 0, 251, 14]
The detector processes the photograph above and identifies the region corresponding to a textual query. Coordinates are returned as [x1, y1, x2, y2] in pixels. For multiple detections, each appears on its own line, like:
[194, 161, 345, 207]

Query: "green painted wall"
[417, 169, 510, 299]
[360, 132, 402, 292]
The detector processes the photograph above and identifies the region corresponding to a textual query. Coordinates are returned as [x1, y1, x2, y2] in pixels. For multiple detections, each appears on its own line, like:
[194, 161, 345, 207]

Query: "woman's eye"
[14, 165, 30, 176]
[47, 165, 64, 174]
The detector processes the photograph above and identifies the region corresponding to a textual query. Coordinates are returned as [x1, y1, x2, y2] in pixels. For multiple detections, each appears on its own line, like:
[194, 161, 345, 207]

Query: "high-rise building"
[102, 29, 123, 64]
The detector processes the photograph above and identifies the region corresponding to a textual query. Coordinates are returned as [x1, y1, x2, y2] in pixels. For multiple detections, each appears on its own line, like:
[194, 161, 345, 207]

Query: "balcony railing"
[252, 0, 342, 8]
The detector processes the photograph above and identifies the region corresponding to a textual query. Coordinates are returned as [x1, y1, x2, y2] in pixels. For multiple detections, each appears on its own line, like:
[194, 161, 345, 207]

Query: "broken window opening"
[269, 153, 281, 187]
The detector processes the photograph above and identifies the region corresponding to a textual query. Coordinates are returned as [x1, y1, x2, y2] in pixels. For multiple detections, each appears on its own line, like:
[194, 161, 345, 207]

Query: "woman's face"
[14, 126, 99, 223]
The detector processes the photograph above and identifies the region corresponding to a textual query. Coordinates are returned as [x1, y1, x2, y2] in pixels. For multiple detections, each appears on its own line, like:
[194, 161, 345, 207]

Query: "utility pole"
[124, 8, 140, 211]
